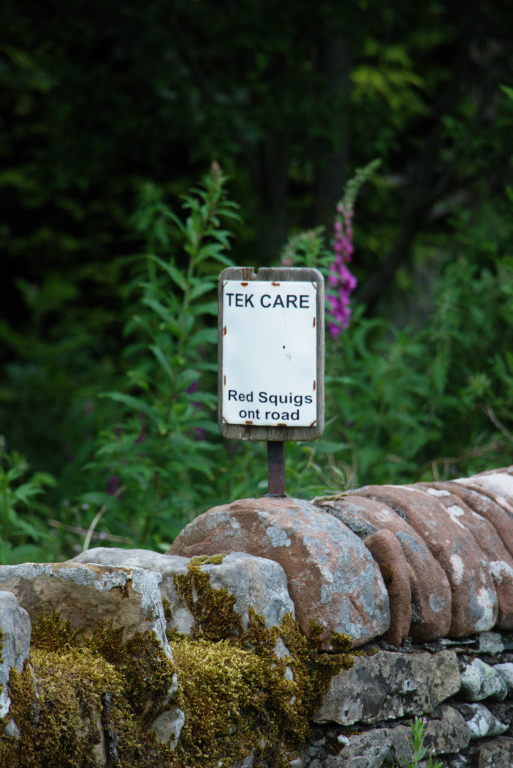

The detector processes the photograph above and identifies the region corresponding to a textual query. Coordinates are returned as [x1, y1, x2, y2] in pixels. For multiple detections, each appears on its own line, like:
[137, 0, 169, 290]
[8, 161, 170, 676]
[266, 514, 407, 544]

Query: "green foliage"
[393, 717, 443, 768]
[0, 436, 57, 563]
[2, 162, 513, 559]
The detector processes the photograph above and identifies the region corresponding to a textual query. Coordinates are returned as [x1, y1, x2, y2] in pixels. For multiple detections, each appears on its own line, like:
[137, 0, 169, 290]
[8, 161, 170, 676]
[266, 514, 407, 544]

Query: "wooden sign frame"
[218, 266, 325, 442]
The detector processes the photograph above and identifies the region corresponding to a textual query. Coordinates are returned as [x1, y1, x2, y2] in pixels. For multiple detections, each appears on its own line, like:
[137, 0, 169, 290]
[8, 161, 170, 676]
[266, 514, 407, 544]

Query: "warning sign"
[218, 267, 324, 441]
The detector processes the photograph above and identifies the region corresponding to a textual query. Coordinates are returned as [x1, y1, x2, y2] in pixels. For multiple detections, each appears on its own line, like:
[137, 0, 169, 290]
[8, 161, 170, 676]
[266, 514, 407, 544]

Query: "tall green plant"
[83, 164, 239, 549]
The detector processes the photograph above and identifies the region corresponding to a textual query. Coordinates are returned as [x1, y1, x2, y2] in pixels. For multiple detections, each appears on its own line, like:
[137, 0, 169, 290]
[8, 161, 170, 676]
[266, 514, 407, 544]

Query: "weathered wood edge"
[217, 266, 325, 442]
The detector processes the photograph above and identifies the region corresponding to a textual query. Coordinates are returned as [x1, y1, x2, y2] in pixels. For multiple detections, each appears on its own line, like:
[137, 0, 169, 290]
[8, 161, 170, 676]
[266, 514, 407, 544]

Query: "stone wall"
[2, 466, 513, 766]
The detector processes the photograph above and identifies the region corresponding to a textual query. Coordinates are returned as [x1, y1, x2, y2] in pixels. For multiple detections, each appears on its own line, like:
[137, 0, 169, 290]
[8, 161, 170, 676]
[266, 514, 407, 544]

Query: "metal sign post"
[218, 266, 324, 496]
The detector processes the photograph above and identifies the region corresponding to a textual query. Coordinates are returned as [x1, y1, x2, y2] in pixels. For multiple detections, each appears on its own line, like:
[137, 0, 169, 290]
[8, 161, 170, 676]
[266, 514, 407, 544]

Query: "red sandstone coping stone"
[415, 484, 513, 631]
[167, 496, 390, 648]
[317, 495, 452, 642]
[344, 485, 498, 637]
[425, 481, 513, 561]
[456, 471, 513, 519]
[363, 529, 412, 646]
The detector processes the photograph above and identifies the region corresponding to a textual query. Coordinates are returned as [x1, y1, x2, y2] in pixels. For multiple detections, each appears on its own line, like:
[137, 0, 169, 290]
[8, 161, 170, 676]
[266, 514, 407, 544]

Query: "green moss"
[2, 647, 138, 768]
[189, 554, 225, 566]
[173, 557, 243, 641]
[88, 626, 176, 720]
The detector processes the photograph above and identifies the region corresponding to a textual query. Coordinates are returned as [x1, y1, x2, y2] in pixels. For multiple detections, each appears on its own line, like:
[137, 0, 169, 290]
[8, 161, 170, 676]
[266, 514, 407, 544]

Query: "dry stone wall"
[2, 466, 513, 766]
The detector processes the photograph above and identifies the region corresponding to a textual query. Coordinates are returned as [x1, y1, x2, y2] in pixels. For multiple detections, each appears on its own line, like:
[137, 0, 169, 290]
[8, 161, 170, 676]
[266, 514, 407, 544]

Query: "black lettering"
[291, 410, 300, 421]
[226, 293, 234, 306]
[304, 395, 313, 404]
[239, 408, 260, 419]
[258, 392, 268, 403]
[235, 293, 244, 307]
[299, 295, 309, 308]
[228, 389, 238, 400]
[286, 295, 298, 308]
[273, 294, 285, 308]
[244, 294, 254, 307]
[261, 294, 271, 308]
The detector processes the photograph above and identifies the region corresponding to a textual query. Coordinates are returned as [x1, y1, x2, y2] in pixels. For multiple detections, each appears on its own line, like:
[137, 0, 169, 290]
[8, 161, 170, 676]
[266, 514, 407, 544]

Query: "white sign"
[221, 279, 318, 427]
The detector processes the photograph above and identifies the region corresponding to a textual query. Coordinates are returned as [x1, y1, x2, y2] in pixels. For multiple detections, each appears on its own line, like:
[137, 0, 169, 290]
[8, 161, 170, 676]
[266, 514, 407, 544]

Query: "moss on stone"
[173, 557, 243, 641]
[1, 646, 137, 768]
[189, 554, 225, 566]
[88, 625, 176, 720]
[0, 612, 183, 768]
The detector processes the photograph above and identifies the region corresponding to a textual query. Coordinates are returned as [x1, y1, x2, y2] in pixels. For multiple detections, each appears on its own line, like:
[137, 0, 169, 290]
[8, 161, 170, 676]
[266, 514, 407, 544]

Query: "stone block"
[313, 649, 460, 726]
[493, 662, 513, 697]
[349, 485, 498, 637]
[0, 590, 31, 720]
[478, 736, 513, 768]
[0, 562, 171, 659]
[460, 658, 508, 701]
[457, 703, 509, 739]
[363, 528, 412, 646]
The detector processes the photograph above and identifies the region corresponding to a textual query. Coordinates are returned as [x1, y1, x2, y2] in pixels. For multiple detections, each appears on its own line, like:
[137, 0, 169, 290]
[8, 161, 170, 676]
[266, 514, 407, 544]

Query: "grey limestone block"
[457, 703, 509, 740]
[0, 562, 172, 660]
[313, 649, 461, 726]
[459, 658, 508, 701]
[302, 706, 469, 768]
[150, 706, 185, 748]
[478, 736, 513, 768]
[493, 662, 513, 697]
[0, 590, 31, 720]
[70, 547, 295, 634]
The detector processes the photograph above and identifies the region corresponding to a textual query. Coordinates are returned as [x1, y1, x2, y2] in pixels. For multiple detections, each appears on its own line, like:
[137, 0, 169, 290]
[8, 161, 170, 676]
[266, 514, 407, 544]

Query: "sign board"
[218, 266, 324, 441]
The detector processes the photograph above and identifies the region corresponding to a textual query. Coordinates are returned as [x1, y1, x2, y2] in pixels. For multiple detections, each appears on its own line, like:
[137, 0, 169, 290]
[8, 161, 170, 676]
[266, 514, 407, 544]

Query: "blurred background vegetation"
[1, 0, 513, 561]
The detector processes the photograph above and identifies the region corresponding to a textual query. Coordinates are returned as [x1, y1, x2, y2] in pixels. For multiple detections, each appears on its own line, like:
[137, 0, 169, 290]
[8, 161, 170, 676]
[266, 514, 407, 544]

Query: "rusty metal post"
[267, 441, 285, 496]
